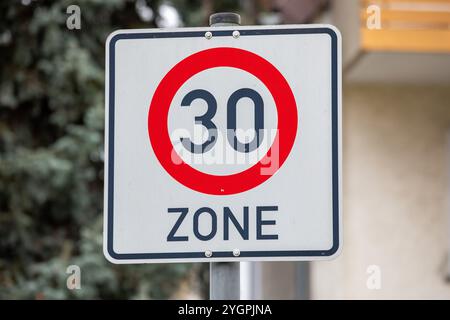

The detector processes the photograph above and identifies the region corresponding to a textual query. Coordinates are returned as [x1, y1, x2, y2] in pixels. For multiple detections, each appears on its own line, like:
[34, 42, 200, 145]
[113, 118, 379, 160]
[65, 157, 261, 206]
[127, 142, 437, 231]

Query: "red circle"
[148, 47, 297, 195]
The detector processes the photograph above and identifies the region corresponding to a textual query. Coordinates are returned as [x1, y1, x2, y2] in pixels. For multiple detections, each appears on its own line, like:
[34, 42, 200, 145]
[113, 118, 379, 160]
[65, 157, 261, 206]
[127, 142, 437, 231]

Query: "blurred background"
[1, 0, 450, 299]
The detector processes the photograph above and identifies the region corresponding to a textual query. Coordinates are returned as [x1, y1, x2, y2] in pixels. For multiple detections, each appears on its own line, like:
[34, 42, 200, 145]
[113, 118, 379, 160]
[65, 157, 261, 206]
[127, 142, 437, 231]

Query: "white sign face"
[104, 25, 342, 263]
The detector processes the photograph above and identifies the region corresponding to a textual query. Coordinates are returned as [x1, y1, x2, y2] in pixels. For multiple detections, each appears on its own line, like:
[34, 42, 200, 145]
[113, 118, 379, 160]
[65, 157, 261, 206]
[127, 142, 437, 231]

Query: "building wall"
[311, 84, 450, 299]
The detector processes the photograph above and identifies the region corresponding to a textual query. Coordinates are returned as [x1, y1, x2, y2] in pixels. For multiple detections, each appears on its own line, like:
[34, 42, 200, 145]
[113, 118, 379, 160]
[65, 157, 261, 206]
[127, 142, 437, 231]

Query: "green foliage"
[0, 0, 215, 299]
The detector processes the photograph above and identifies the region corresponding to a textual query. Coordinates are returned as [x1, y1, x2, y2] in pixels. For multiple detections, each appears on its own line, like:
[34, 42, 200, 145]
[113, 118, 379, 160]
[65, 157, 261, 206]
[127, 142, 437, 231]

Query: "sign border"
[105, 25, 341, 263]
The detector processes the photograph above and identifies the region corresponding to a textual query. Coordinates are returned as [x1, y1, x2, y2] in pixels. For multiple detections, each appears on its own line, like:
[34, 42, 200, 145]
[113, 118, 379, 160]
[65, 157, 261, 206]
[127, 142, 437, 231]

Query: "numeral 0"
[179, 88, 264, 154]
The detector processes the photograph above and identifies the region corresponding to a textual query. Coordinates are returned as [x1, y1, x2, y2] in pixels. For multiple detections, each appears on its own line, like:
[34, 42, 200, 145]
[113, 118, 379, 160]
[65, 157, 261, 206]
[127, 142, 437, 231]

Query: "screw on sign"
[104, 25, 341, 263]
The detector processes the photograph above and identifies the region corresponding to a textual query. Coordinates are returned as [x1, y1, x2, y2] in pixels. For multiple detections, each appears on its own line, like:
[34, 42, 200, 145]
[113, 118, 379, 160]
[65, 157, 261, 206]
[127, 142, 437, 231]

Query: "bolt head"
[205, 31, 212, 40]
[233, 249, 240, 257]
[232, 30, 240, 39]
[205, 250, 213, 257]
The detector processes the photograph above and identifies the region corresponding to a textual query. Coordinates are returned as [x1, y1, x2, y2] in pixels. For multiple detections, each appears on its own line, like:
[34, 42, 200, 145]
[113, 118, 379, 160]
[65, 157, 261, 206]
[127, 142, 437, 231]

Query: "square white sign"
[104, 24, 342, 263]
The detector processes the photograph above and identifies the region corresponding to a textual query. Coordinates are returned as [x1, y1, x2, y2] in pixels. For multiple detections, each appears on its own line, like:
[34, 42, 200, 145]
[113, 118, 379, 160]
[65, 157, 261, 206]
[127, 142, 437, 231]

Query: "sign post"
[208, 13, 242, 300]
[104, 12, 342, 299]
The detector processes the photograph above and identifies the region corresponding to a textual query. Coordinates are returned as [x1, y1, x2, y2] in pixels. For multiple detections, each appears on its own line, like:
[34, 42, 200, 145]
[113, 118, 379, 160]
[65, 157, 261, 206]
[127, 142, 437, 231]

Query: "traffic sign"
[104, 25, 342, 263]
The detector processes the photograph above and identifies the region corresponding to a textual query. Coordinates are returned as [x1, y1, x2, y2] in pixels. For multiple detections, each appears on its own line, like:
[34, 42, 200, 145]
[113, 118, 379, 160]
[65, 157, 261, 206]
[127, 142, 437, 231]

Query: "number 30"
[180, 88, 264, 154]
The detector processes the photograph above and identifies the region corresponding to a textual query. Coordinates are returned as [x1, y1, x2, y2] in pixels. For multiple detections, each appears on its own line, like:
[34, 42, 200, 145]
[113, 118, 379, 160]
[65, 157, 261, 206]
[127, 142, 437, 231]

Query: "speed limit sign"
[104, 25, 342, 263]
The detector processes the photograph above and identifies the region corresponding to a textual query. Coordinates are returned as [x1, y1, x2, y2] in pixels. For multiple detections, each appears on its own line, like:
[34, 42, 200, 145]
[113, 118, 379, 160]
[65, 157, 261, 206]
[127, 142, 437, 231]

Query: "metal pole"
[210, 262, 240, 299]
[209, 12, 241, 27]
[209, 12, 241, 300]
